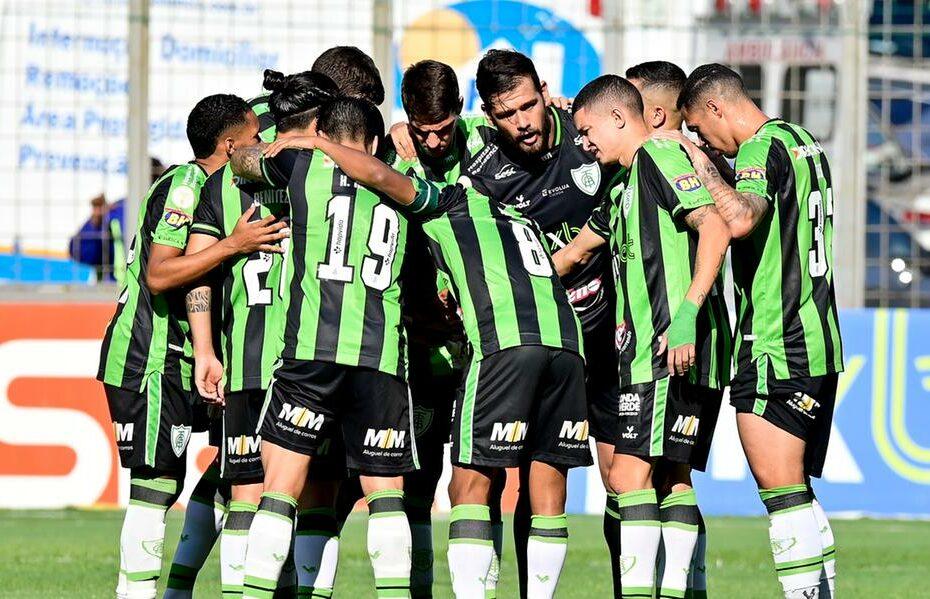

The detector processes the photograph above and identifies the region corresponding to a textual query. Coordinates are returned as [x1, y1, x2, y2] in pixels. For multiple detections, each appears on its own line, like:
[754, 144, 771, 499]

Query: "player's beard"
[501, 113, 552, 160]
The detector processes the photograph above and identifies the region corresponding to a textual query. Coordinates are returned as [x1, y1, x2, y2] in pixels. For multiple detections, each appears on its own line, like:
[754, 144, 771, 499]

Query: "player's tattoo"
[684, 204, 717, 231]
[186, 288, 211, 313]
[230, 143, 268, 181]
[694, 158, 768, 232]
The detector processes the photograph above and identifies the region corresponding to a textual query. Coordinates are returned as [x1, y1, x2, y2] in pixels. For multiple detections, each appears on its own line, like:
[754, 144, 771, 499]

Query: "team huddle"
[97, 46, 843, 599]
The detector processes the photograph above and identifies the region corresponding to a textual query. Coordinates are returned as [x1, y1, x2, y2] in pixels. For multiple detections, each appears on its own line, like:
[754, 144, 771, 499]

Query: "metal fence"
[4, 0, 929, 307]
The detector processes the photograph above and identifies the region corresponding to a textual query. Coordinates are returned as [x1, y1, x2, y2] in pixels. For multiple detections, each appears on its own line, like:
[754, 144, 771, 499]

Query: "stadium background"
[1, 0, 929, 520]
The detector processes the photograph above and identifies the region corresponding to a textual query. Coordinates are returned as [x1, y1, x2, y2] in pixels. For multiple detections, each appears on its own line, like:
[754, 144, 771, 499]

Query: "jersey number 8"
[511, 222, 553, 277]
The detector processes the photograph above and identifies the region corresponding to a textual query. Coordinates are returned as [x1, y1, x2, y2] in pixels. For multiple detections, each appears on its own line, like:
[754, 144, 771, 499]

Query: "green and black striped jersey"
[97, 162, 207, 391]
[191, 164, 289, 392]
[261, 149, 409, 378]
[390, 115, 493, 184]
[587, 139, 731, 388]
[731, 118, 843, 380]
[249, 93, 276, 143]
[409, 176, 583, 361]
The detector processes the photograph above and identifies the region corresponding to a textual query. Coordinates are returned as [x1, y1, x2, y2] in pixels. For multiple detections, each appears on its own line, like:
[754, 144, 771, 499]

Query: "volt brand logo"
[490, 421, 528, 443]
[114, 422, 134, 442]
[671, 415, 700, 437]
[278, 404, 324, 430]
[559, 420, 589, 441]
[622, 425, 638, 440]
[226, 435, 261, 456]
[364, 428, 406, 449]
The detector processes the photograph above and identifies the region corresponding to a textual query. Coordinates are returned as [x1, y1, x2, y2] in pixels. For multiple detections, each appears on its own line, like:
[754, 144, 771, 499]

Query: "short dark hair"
[186, 94, 251, 159]
[573, 74, 644, 118]
[316, 97, 385, 146]
[264, 69, 340, 133]
[312, 46, 385, 106]
[401, 60, 461, 124]
[625, 61, 687, 95]
[475, 49, 541, 106]
[677, 63, 748, 110]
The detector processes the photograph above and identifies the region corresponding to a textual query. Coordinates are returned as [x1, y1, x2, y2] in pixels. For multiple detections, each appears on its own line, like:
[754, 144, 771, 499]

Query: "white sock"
[618, 489, 662, 598]
[116, 567, 128, 599]
[366, 490, 412, 597]
[121, 476, 180, 599]
[243, 492, 297, 599]
[485, 519, 503, 598]
[688, 514, 708, 597]
[295, 507, 340, 597]
[761, 485, 823, 599]
[811, 498, 835, 598]
[221, 501, 256, 597]
[658, 490, 700, 598]
[448, 504, 494, 599]
[526, 514, 568, 599]
[164, 494, 225, 598]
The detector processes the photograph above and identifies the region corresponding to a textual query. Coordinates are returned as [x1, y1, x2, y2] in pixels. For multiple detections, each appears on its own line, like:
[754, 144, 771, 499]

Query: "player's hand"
[657, 299, 699, 376]
[651, 129, 703, 162]
[195, 353, 225, 405]
[547, 95, 573, 111]
[264, 136, 318, 157]
[226, 204, 290, 255]
[389, 122, 417, 161]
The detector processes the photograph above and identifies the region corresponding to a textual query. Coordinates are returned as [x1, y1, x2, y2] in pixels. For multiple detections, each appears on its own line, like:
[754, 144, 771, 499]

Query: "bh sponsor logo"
[278, 404, 325, 430]
[364, 428, 406, 449]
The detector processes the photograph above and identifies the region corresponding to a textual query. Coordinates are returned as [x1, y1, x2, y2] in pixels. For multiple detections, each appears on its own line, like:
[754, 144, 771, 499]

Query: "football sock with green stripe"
[760, 485, 823, 598]
[604, 492, 623, 598]
[686, 511, 708, 599]
[618, 488, 661, 599]
[165, 464, 229, 597]
[243, 492, 298, 599]
[810, 496, 835, 598]
[485, 510, 503, 599]
[404, 495, 434, 598]
[366, 489, 412, 597]
[121, 473, 182, 599]
[526, 513, 568, 598]
[221, 501, 257, 596]
[657, 490, 700, 599]
[448, 503, 494, 598]
[295, 507, 340, 598]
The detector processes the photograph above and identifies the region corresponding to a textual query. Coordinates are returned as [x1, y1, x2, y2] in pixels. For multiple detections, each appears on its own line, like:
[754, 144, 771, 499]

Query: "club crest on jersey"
[413, 406, 434, 437]
[170, 424, 192, 458]
[570, 162, 600, 196]
[163, 209, 192, 230]
[673, 174, 703, 192]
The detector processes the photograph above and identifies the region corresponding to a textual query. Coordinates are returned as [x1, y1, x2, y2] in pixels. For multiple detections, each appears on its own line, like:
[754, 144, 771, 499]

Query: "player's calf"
[362, 477, 412, 599]
[447, 466, 496, 599]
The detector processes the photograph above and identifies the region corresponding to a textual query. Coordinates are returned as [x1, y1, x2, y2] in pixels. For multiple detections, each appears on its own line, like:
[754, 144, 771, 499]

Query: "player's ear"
[540, 80, 551, 103]
[611, 108, 626, 130]
[223, 136, 236, 157]
[651, 105, 666, 129]
[368, 135, 380, 157]
[706, 98, 722, 119]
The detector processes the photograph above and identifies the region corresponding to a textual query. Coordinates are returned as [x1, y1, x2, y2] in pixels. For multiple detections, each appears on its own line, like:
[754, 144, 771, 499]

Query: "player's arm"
[147, 205, 288, 294]
[552, 225, 607, 278]
[186, 281, 224, 403]
[651, 130, 769, 239]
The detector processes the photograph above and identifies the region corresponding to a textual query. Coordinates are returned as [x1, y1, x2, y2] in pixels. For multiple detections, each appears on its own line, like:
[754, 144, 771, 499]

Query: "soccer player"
[670, 63, 843, 599]
[229, 97, 417, 599]
[251, 46, 386, 142]
[625, 60, 722, 599]
[552, 74, 732, 599]
[97, 94, 286, 599]
[266, 123, 592, 599]
[184, 70, 339, 598]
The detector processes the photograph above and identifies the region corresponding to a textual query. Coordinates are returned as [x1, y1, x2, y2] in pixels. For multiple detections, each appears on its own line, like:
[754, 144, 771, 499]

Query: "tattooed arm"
[682, 204, 731, 308]
[230, 143, 269, 181]
[187, 283, 225, 402]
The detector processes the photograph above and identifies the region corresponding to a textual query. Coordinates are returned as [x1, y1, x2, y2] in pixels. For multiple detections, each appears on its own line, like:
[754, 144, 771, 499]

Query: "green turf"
[0, 510, 926, 597]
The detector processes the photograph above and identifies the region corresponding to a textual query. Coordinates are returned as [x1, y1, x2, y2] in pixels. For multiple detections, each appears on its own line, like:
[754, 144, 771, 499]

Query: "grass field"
[1, 510, 927, 598]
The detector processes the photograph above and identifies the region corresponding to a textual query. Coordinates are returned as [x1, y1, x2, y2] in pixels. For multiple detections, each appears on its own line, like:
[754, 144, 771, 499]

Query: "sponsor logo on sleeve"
[169, 185, 196, 210]
[673, 174, 703, 192]
[735, 167, 766, 182]
[163, 209, 192, 229]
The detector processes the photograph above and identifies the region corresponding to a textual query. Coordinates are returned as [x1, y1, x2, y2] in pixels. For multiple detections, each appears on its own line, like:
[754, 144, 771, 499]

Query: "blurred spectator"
[69, 157, 166, 284]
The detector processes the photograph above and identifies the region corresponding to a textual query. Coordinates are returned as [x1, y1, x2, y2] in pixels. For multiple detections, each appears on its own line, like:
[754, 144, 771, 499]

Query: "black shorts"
[583, 325, 620, 443]
[730, 361, 838, 478]
[615, 378, 722, 471]
[220, 390, 266, 483]
[451, 346, 592, 469]
[104, 370, 194, 472]
[260, 359, 416, 476]
[408, 347, 460, 477]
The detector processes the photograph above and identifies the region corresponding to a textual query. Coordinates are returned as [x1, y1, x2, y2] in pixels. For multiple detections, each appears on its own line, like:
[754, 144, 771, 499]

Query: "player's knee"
[608, 458, 652, 494]
[129, 467, 183, 508]
[448, 466, 492, 505]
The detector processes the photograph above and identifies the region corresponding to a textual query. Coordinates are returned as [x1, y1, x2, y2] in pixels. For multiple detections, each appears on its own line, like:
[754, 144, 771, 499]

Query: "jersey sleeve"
[259, 149, 301, 187]
[585, 191, 615, 241]
[642, 141, 715, 219]
[734, 133, 781, 201]
[406, 175, 465, 219]
[249, 94, 277, 143]
[151, 166, 203, 250]
[190, 179, 225, 240]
